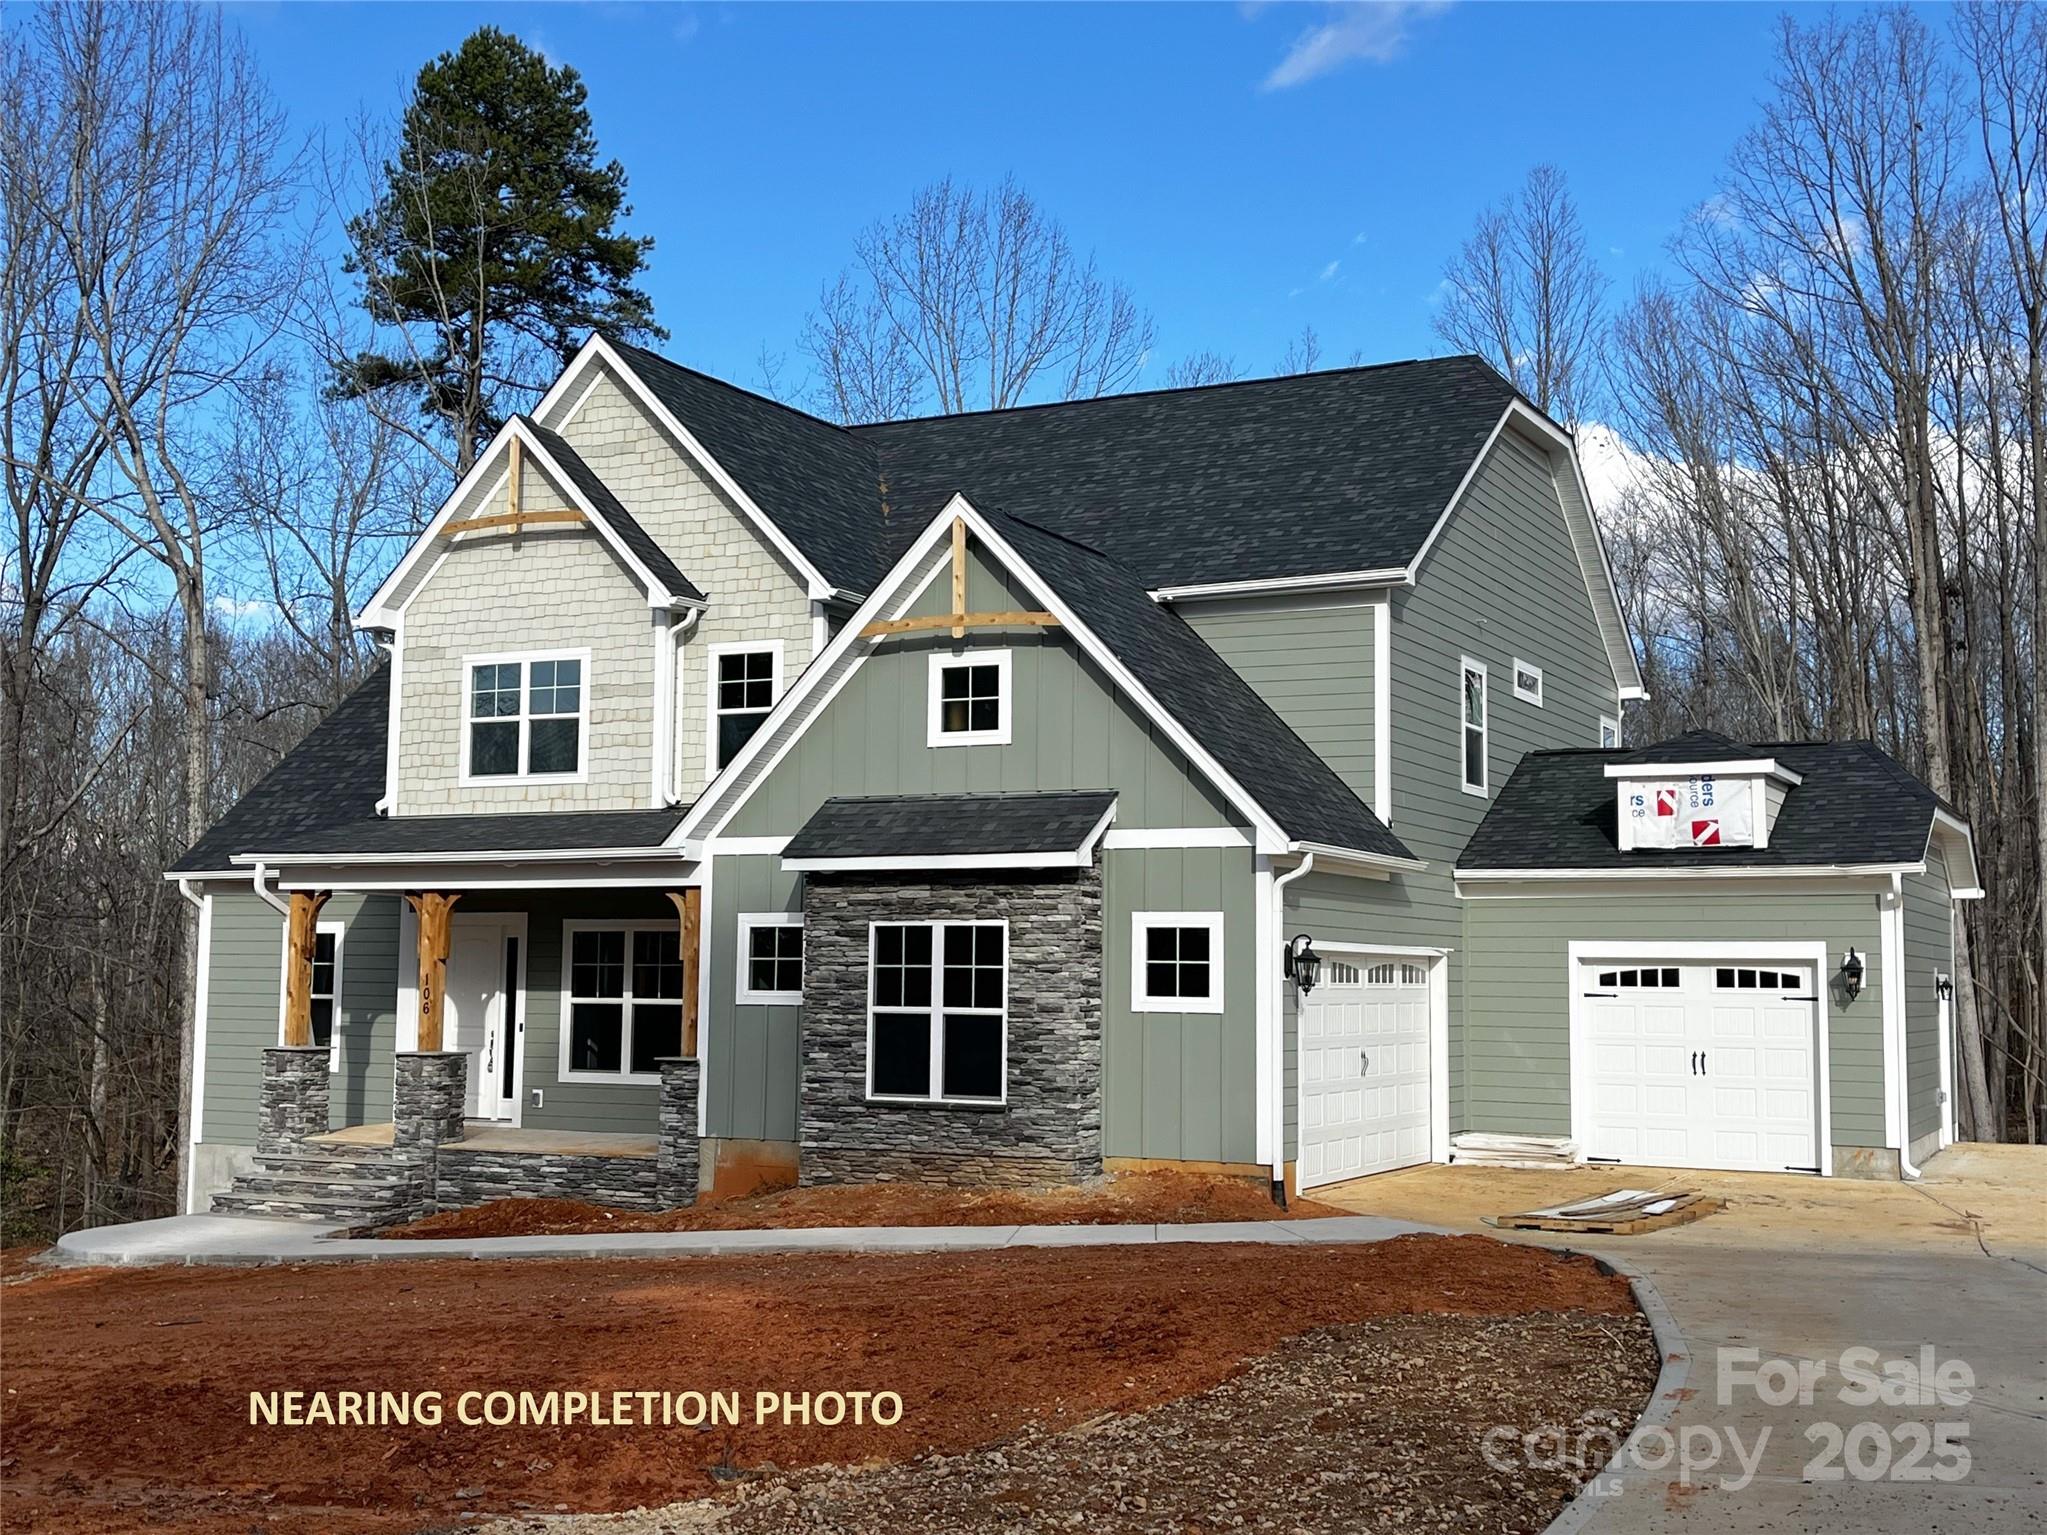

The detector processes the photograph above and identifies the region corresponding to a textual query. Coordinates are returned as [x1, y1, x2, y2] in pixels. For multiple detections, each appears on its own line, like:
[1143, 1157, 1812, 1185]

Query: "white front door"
[444, 917, 524, 1122]
[1297, 956, 1434, 1188]
[1580, 960, 1819, 1173]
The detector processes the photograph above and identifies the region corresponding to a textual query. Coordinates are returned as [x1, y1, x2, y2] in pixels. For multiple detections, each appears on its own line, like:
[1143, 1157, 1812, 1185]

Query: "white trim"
[1372, 597, 1392, 825]
[275, 917, 346, 1071]
[558, 918, 694, 1086]
[926, 648, 1013, 748]
[1456, 862, 1921, 883]
[1288, 840, 1426, 877]
[1880, 878, 1905, 1157]
[1599, 714, 1622, 750]
[377, 621, 403, 815]
[273, 865, 695, 892]
[706, 639, 785, 777]
[1313, 940, 1454, 958]
[695, 855, 715, 1138]
[1253, 855, 1276, 1168]
[784, 849, 1096, 874]
[183, 887, 213, 1213]
[650, 614, 671, 806]
[530, 336, 838, 600]
[735, 911, 806, 1006]
[235, 845, 683, 868]
[1927, 807, 1982, 893]
[1511, 657, 1543, 706]
[1458, 656, 1488, 798]
[397, 898, 418, 1053]
[865, 918, 1010, 1106]
[1566, 939, 1832, 1177]
[1937, 966, 1957, 1149]
[1101, 826, 1252, 850]
[1150, 567, 1409, 603]
[1602, 758, 1802, 784]
[458, 647, 593, 786]
[1268, 851, 1316, 1183]
[1129, 911, 1226, 1014]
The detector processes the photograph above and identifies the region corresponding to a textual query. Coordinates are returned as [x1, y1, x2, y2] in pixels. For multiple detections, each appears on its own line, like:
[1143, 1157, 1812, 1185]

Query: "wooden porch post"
[282, 891, 331, 1047]
[404, 892, 461, 1051]
[667, 888, 701, 1056]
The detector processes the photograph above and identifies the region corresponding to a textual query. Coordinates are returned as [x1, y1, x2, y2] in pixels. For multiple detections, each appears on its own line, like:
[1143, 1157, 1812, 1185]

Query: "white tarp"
[1624, 775, 1754, 848]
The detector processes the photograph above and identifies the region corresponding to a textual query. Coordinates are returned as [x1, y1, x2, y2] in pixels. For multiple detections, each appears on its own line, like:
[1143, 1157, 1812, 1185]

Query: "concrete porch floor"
[308, 1122, 656, 1159]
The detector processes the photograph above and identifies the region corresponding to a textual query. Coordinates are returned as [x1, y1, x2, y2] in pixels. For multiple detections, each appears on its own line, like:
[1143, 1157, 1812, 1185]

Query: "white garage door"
[1580, 960, 1820, 1173]
[1298, 957, 1432, 1188]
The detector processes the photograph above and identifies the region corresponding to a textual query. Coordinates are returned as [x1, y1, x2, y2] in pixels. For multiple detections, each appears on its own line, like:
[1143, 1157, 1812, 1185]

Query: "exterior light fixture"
[1935, 973, 1954, 1002]
[1841, 948, 1865, 1002]
[1285, 934, 1322, 995]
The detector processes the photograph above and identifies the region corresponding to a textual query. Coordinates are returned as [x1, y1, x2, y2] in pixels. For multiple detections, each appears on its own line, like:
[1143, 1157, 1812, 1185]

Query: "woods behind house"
[4, 2, 2042, 1238]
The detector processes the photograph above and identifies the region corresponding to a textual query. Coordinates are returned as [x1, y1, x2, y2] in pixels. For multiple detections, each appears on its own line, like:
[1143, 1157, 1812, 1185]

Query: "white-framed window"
[707, 640, 783, 773]
[736, 913, 804, 1005]
[1459, 657, 1488, 796]
[1594, 966, 1681, 990]
[1363, 960, 1429, 987]
[560, 921, 687, 1082]
[867, 920, 1007, 1103]
[277, 921, 345, 1070]
[1512, 658, 1543, 706]
[927, 649, 1012, 747]
[462, 649, 589, 782]
[1600, 714, 1622, 749]
[1130, 911, 1224, 1014]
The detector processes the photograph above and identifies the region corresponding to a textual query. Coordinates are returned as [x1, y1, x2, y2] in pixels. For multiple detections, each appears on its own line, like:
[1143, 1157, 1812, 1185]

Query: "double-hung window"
[710, 642, 781, 771]
[927, 650, 1012, 746]
[1459, 657, 1488, 796]
[280, 924, 345, 1070]
[736, 914, 805, 1005]
[868, 920, 1007, 1103]
[563, 923, 686, 1081]
[466, 651, 587, 780]
[1130, 912, 1224, 1013]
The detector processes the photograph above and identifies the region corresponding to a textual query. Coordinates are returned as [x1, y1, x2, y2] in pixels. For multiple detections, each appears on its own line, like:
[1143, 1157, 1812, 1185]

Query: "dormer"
[1605, 730, 1804, 851]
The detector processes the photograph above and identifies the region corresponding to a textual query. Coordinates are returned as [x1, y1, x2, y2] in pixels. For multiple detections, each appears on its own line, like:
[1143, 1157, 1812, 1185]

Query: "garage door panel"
[1298, 959, 1435, 1189]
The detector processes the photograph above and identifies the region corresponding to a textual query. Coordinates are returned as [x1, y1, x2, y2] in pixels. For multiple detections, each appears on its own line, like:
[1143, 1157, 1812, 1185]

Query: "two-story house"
[167, 336, 1980, 1221]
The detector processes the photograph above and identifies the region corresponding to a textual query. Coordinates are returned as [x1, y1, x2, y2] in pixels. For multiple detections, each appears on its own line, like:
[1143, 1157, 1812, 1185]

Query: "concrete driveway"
[1318, 1143, 2047, 1534]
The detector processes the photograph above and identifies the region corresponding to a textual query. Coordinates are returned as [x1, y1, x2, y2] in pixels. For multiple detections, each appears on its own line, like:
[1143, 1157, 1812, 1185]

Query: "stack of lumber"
[1449, 1132, 1581, 1170]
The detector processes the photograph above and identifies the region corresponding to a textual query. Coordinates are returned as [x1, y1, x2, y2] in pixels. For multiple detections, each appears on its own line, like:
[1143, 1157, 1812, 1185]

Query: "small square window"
[1131, 913, 1224, 1013]
[737, 917, 805, 1004]
[928, 650, 1012, 746]
[1512, 659, 1543, 706]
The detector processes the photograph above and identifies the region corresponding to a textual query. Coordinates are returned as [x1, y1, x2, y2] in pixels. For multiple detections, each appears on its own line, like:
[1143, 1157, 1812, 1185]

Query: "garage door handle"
[1690, 1051, 1700, 1076]
[1360, 1050, 1370, 1075]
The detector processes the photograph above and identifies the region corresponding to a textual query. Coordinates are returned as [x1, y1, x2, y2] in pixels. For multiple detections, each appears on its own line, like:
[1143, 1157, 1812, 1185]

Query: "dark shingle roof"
[988, 510, 1416, 862]
[1611, 729, 1757, 766]
[785, 790, 1118, 862]
[1457, 741, 1945, 872]
[170, 667, 686, 871]
[854, 358, 1517, 588]
[519, 418, 705, 603]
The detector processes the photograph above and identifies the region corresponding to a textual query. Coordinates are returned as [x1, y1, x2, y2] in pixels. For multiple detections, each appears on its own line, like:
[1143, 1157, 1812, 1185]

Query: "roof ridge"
[606, 337, 858, 439]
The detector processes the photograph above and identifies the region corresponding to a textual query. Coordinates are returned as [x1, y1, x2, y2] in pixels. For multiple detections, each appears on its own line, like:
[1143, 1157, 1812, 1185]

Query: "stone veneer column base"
[257, 1047, 332, 1153]
[393, 1051, 467, 1202]
[657, 1057, 702, 1207]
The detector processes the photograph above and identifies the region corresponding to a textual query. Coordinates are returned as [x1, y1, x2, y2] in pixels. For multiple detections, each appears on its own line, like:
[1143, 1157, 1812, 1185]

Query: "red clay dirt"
[0, 1234, 1635, 1534]
[381, 1169, 1351, 1239]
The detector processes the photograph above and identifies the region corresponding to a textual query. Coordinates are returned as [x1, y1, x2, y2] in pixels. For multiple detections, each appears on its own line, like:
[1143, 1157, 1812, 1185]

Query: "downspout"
[374, 628, 399, 816]
[1889, 872, 1922, 1181]
[1268, 850, 1317, 1206]
[250, 861, 290, 916]
[665, 607, 702, 807]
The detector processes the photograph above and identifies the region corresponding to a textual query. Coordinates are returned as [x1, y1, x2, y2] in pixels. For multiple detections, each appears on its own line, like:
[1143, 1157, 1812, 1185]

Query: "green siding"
[1461, 891, 1888, 1147]
[704, 854, 804, 1143]
[201, 889, 400, 1144]
[1903, 851, 1953, 1142]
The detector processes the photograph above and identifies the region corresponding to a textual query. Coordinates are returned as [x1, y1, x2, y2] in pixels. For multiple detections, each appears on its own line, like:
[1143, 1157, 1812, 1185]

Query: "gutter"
[249, 862, 290, 916]
[1267, 851, 1317, 1204]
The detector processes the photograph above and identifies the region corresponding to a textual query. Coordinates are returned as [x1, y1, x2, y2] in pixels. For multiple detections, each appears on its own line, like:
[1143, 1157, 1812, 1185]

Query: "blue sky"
[230, 1, 1799, 394]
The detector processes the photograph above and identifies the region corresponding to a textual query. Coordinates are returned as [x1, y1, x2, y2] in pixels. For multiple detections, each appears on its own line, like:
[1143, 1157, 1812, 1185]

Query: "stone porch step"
[211, 1191, 423, 1224]
[231, 1170, 423, 1200]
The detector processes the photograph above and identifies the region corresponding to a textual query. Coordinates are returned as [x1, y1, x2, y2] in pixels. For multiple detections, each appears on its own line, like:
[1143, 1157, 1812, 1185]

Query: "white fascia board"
[230, 845, 687, 867]
[1149, 567, 1410, 604]
[1287, 840, 1426, 877]
[1601, 758, 1803, 784]
[1454, 862, 1919, 882]
[782, 849, 1097, 873]
[569, 335, 839, 601]
[1101, 826, 1252, 850]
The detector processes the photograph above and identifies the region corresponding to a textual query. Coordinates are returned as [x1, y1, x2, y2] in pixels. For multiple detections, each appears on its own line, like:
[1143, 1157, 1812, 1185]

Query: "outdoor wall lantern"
[1841, 948, 1865, 1002]
[1935, 973, 1954, 1002]
[1285, 934, 1322, 995]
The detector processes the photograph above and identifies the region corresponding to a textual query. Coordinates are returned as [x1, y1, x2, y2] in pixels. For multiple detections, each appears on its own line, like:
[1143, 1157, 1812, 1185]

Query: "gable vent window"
[710, 644, 781, 771]
[1512, 659, 1543, 706]
[1459, 658, 1488, 796]
[465, 652, 586, 781]
[927, 650, 1013, 747]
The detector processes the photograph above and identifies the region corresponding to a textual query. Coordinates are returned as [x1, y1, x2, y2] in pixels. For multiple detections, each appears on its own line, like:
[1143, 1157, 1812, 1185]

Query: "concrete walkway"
[52, 1210, 1434, 1266]
[1322, 1144, 2047, 1535]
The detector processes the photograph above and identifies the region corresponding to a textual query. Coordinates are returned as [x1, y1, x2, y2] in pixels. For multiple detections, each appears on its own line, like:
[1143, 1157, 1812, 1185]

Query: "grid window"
[713, 648, 778, 769]
[309, 931, 338, 1052]
[564, 924, 688, 1081]
[1131, 913, 1224, 1013]
[868, 921, 1005, 1102]
[738, 918, 805, 1004]
[928, 651, 1011, 745]
[466, 654, 584, 779]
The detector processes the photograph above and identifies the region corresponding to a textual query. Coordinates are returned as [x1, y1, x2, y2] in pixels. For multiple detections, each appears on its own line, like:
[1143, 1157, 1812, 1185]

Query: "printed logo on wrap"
[1628, 776, 1754, 848]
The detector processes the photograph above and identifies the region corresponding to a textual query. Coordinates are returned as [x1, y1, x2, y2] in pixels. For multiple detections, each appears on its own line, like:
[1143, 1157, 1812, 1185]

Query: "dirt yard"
[381, 1170, 1351, 1239]
[1, 1236, 1649, 1535]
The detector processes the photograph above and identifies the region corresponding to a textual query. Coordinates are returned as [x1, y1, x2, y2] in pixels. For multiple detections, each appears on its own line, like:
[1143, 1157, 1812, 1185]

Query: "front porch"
[309, 1122, 658, 1158]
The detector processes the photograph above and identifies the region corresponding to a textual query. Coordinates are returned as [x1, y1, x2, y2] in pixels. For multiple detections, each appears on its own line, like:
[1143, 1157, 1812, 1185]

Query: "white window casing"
[559, 920, 690, 1084]
[706, 639, 784, 776]
[866, 919, 1008, 1104]
[1600, 714, 1622, 749]
[275, 919, 345, 1071]
[927, 649, 1013, 748]
[1459, 656, 1488, 797]
[460, 648, 591, 785]
[1130, 911, 1226, 1014]
[735, 912, 805, 1006]
[1512, 658, 1543, 706]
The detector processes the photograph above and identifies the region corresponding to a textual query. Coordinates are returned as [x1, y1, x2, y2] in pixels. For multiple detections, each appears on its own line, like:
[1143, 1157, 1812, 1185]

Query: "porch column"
[404, 891, 461, 1051]
[666, 888, 701, 1055]
[656, 1057, 701, 1206]
[281, 890, 331, 1047]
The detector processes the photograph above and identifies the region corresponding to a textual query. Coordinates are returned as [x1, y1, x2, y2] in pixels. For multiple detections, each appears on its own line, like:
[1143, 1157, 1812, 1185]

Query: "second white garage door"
[1298, 957, 1433, 1188]
[1579, 959, 1821, 1173]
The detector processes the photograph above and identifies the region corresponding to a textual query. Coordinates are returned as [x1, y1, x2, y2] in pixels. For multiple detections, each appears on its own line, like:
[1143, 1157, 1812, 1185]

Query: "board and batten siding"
[704, 853, 805, 1145]
[1461, 891, 1888, 1148]
[548, 363, 817, 804]
[1902, 849, 1953, 1143]
[200, 889, 400, 1144]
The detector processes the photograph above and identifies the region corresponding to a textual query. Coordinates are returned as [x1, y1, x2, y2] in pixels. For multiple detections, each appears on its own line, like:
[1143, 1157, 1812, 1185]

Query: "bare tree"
[801, 177, 1156, 421]
[1435, 164, 1608, 423]
[1163, 351, 1244, 389]
[1277, 325, 1323, 375]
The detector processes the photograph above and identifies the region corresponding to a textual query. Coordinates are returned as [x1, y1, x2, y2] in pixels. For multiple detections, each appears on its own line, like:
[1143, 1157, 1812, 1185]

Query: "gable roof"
[1611, 729, 1752, 766]
[784, 790, 1118, 865]
[517, 418, 705, 603]
[1458, 740, 1954, 874]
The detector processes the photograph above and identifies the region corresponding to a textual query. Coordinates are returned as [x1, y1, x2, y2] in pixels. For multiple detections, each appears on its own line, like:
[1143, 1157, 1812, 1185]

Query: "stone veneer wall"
[658, 1057, 703, 1205]
[257, 1048, 332, 1152]
[433, 1150, 661, 1210]
[799, 868, 1104, 1187]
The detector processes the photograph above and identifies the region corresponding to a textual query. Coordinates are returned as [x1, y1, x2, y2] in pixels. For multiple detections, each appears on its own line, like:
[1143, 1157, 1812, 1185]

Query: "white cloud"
[210, 595, 273, 623]
[672, 11, 700, 44]
[1320, 259, 1341, 281]
[1352, 230, 1369, 245]
[1261, 1, 1451, 91]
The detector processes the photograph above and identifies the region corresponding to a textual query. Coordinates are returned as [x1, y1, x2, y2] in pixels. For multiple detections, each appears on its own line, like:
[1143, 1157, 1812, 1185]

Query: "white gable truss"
[355, 414, 704, 629]
[673, 493, 1423, 873]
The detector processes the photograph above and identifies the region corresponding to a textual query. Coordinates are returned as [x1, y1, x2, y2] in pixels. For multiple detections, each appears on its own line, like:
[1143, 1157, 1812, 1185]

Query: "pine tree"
[338, 27, 662, 470]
